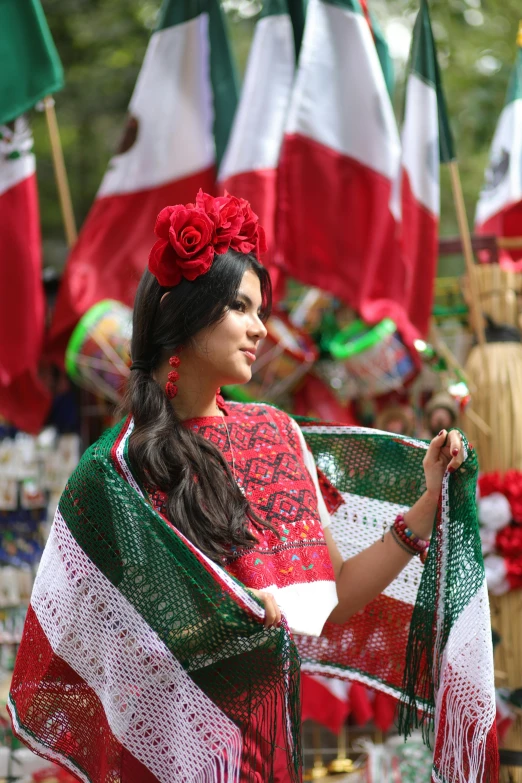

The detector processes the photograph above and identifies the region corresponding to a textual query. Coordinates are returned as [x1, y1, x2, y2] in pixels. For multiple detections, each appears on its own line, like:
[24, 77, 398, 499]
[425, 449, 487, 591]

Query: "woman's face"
[184, 269, 268, 387]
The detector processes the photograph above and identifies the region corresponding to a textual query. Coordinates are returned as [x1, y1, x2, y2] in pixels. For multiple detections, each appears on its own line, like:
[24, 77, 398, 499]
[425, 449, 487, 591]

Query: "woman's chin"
[221, 368, 252, 387]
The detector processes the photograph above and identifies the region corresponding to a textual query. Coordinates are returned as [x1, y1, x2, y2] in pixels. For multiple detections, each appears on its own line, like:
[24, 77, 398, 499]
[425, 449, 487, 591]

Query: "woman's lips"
[241, 349, 257, 362]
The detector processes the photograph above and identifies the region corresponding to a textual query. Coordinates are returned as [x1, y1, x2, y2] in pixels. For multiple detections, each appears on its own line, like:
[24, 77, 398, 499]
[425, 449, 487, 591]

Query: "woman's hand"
[249, 589, 281, 629]
[423, 428, 464, 499]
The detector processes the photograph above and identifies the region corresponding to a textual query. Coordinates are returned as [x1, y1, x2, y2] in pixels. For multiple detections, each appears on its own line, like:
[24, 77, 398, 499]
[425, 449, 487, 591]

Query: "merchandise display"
[0, 423, 80, 780]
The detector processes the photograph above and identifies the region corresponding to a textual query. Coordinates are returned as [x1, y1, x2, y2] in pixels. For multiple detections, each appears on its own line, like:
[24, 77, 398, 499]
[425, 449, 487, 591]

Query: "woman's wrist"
[425, 486, 441, 503]
[403, 490, 439, 541]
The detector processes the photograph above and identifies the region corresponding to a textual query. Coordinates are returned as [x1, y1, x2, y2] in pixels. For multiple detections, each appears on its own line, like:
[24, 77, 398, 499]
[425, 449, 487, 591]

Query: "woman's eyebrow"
[237, 292, 255, 308]
[237, 290, 263, 313]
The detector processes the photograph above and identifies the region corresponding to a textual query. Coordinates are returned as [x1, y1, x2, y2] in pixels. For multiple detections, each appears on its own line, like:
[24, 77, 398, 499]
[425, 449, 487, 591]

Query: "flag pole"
[447, 160, 492, 437]
[42, 95, 77, 248]
[447, 160, 486, 347]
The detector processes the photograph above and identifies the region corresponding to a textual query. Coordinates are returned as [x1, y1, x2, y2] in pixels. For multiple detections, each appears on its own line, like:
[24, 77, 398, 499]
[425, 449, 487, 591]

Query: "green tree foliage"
[38, 0, 521, 273]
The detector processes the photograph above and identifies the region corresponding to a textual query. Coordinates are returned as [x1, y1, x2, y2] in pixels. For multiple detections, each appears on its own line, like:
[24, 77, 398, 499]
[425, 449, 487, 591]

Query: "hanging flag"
[399, 0, 454, 338]
[277, 0, 408, 338]
[218, 0, 298, 295]
[475, 24, 522, 270]
[301, 673, 350, 734]
[0, 0, 64, 125]
[0, 0, 64, 433]
[47, 0, 238, 365]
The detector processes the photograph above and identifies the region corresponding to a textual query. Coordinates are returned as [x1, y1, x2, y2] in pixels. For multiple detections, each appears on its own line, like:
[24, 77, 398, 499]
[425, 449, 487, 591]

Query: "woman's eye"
[232, 300, 246, 312]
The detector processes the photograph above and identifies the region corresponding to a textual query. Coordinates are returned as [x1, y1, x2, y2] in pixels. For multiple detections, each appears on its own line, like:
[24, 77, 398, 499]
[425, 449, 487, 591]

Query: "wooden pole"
[43, 95, 77, 248]
[447, 161, 486, 347]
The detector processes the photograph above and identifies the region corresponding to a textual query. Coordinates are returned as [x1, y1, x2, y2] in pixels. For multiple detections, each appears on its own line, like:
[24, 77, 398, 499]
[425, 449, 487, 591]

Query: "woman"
[10, 191, 466, 783]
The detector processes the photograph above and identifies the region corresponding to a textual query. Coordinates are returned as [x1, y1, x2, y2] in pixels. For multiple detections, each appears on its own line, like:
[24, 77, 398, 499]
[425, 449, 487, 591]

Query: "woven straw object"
[462, 265, 522, 329]
[463, 342, 522, 473]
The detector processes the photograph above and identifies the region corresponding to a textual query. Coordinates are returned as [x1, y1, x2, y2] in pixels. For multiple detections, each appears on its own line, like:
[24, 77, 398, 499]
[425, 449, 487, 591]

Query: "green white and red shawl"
[8, 415, 497, 782]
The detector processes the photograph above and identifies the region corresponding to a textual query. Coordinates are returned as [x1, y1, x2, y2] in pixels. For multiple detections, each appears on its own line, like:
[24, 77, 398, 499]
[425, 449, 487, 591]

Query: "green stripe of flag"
[322, 0, 364, 15]
[369, 10, 395, 98]
[0, 0, 64, 125]
[506, 44, 522, 104]
[410, 0, 454, 163]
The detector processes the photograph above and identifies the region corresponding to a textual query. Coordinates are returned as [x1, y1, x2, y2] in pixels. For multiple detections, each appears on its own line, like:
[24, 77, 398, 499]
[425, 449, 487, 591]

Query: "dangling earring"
[216, 387, 226, 410]
[165, 349, 182, 399]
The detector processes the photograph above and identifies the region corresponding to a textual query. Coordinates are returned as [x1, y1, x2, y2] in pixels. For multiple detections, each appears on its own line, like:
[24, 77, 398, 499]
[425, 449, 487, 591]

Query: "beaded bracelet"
[393, 514, 429, 553]
[390, 525, 430, 564]
[390, 526, 418, 557]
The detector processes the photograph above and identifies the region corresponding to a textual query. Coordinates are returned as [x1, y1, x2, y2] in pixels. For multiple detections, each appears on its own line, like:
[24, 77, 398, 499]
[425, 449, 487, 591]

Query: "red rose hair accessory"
[148, 190, 266, 287]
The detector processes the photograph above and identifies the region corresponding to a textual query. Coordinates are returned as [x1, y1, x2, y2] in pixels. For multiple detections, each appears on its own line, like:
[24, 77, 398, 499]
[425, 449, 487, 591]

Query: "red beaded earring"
[165, 349, 182, 399]
[216, 387, 226, 410]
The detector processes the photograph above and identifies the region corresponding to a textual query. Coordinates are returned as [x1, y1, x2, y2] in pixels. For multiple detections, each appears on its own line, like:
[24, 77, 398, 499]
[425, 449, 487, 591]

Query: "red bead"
[165, 382, 178, 399]
[169, 355, 181, 368]
[168, 370, 179, 382]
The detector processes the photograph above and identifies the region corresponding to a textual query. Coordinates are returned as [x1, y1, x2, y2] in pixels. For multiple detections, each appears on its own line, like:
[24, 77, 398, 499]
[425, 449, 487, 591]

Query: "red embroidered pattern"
[147, 403, 334, 591]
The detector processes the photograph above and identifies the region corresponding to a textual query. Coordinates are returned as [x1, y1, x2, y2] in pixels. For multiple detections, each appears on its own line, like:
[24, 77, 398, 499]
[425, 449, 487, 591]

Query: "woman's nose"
[251, 315, 267, 341]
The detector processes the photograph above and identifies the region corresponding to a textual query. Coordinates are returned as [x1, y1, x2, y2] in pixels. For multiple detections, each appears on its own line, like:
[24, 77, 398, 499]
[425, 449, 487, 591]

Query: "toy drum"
[65, 300, 133, 404]
[248, 312, 319, 401]
[326, 318, 418, 398]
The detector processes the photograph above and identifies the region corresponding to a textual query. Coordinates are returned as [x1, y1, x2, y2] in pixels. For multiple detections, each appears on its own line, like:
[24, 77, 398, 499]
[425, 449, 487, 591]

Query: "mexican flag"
[218, 0, 297, 293]
[0, 0, 64, 126]
[277, 0, 407, 335]
[47, 0, 237, 365]
[0, 1, 63, 433]
[399, 0, 454, 338]
[475, 26, 522, 269]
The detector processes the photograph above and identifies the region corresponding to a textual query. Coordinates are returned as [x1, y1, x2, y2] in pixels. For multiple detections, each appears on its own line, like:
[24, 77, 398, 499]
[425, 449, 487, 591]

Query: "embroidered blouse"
[147, 402, 339, 636]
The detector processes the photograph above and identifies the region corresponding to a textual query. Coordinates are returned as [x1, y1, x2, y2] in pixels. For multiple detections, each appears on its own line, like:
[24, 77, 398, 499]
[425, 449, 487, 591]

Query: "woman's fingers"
[258, 591, 281, 628]
[425, 429, 464, 473]
[424, 429, 448, 465]
[432, 428, 464, 473]
[446, 430, 464, 472]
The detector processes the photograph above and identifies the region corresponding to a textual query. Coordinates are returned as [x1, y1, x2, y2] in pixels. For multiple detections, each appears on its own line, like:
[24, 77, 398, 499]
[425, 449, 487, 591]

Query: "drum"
[65, 300, 133, 404]
[325, 318, 418, 399]
[247, 312, 319, 402]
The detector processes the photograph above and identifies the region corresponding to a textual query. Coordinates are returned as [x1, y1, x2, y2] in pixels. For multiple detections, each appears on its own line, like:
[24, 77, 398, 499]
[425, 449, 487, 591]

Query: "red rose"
[229, 197, 267, 258]
[148, 240, 182, 287]
[167, 206, 213, 260]
[148, 205, 214, 287]
[196, 190, 243, 254]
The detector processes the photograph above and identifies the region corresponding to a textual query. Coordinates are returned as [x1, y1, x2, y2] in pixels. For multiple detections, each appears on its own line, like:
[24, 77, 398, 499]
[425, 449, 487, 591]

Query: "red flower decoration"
[478, 471, 503, 498]
[496, 524, 522, 558]
[196, 190, 243, 254]
[503, 470, 522, 523]
[148, 205, 214, 287]
[230, 196, 267, 258]
[148, 191, 266, 287]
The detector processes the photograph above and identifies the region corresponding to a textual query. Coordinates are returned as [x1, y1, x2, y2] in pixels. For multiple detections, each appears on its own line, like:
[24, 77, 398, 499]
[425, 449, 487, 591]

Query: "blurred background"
[35, 0, 520, 277]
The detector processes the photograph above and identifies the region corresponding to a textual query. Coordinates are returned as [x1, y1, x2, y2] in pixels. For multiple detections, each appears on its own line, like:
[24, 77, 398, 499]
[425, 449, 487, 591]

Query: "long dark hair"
[123, 249, 275, 562]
